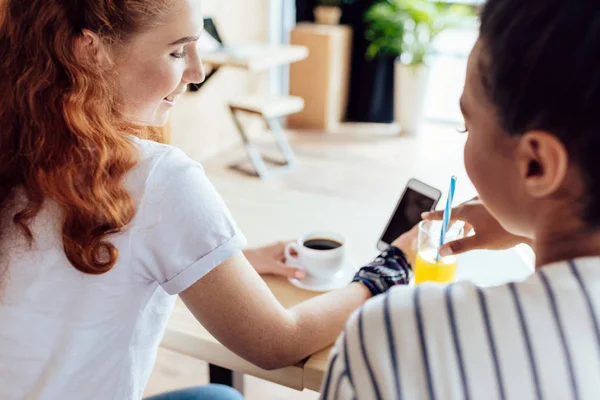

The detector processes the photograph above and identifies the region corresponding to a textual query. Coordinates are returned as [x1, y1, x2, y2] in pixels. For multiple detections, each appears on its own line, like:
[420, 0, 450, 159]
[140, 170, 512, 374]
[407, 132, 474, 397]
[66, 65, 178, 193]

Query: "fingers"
[422, 201, 474, 222]
[266, 263, 306, 280]
[463, 222, 474, 236]
[272, 241, 288, 255]
[439, 235, 482, 256]
[288, 248, 298, 257]
[269, 241, 297, 261]
[422, 208, 464, 222]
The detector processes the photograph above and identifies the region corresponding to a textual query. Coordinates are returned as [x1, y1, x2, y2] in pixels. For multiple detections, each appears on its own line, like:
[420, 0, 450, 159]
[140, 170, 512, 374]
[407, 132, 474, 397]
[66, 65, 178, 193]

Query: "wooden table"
[162, 246, 534, 393]
[161, 127, 535, 394]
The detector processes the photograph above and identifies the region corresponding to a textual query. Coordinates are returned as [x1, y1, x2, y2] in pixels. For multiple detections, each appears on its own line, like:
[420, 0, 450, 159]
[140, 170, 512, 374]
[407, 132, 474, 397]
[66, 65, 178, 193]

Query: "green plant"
[365, 0, 473, 65]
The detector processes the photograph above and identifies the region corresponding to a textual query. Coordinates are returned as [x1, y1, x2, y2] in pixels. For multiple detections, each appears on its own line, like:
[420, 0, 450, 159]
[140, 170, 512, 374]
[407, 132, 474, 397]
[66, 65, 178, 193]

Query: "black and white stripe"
[321, 258, 600, 399]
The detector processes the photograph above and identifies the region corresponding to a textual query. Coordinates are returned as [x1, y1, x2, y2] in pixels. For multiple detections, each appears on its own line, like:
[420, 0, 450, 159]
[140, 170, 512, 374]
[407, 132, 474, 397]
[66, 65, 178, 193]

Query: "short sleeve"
[131, 146, 247, 295]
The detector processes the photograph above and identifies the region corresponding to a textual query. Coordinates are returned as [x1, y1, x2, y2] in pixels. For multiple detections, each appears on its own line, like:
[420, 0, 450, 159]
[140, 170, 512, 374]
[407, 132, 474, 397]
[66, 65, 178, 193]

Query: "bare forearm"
[182, 253, 372, 370]
[284, 283, 371, 362]
[255, 283, 371, 369]
[204, 282, 371, 371]
[255, 248, 411, 369]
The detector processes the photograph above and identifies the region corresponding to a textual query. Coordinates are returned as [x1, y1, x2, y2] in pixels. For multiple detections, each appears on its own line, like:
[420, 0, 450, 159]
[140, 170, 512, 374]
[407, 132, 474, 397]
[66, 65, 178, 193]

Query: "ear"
[517, 131, 569, 198]
[73, 30, 111, 67]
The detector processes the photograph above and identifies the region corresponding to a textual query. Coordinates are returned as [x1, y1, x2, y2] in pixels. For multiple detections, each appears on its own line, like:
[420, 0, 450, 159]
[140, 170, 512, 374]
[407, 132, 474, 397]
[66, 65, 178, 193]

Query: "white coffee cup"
[285, 232, 346, 281]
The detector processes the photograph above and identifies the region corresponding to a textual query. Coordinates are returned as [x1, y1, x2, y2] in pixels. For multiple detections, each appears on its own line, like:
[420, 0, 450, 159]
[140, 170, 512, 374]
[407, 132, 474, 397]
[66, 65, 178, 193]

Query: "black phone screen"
[381, 188, 437, 245]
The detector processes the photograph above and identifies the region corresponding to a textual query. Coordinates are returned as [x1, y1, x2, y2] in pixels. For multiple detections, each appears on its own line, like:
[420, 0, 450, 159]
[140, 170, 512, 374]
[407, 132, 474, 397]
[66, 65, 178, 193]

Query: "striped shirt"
[320, 257, 600, 400]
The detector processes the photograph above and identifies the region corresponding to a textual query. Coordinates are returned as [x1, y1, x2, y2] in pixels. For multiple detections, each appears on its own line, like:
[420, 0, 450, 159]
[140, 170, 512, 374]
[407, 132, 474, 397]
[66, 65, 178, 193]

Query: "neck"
[534, 222, 600, 268]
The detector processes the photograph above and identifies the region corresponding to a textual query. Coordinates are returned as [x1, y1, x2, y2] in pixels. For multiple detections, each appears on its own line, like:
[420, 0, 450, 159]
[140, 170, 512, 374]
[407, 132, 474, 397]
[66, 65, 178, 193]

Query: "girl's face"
[111, 0, 205, 126]
[461, 40, 534, 237]
[461, 39, 579, 239]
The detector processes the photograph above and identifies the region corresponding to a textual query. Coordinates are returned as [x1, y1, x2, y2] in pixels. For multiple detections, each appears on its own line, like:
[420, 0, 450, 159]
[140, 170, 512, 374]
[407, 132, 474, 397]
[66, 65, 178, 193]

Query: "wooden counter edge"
[303, 345, 334, 392]
[162, 326, 305, 391]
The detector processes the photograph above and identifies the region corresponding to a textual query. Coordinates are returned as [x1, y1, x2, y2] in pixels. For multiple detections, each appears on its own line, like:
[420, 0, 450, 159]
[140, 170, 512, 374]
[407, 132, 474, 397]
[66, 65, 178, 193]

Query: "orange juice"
[414, 249, 457, 284]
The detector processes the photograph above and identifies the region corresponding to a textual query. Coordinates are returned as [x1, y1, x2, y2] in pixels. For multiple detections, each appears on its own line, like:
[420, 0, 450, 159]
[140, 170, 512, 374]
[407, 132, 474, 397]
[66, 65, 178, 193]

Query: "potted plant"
[365, 0, 473, 134]
[314, 0, 355, 25]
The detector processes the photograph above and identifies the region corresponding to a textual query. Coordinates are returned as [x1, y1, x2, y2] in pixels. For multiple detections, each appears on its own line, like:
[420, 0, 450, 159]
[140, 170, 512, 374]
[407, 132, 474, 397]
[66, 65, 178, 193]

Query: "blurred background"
[167, 0, 481, 161]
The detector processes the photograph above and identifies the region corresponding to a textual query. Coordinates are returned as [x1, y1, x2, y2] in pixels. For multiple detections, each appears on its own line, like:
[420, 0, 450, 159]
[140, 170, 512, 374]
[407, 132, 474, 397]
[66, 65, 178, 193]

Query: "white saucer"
[288, 260, 357, 293]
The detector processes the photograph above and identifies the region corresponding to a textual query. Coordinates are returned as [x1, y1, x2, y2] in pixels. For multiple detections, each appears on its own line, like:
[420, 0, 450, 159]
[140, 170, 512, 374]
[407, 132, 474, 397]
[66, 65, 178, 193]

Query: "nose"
[183, 52, 206, 85]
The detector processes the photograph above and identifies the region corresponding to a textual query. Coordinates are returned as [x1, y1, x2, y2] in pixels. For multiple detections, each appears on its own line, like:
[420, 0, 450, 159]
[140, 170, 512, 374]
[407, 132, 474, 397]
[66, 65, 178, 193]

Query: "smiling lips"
[164, 89, 186, 103]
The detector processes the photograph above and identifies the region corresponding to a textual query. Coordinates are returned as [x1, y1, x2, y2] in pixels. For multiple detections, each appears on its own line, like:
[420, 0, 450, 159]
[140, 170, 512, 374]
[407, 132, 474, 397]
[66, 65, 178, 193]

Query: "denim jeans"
[145, 384, 243, 400]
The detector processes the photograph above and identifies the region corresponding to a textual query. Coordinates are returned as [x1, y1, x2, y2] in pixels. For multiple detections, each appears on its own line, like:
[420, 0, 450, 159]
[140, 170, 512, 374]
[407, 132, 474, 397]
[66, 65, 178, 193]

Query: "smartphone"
[377, 179, 442, 251]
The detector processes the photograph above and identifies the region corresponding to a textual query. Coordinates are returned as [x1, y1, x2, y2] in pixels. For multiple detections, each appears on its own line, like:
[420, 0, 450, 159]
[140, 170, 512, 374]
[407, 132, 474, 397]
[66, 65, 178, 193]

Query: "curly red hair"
[0, 0, 171, 274]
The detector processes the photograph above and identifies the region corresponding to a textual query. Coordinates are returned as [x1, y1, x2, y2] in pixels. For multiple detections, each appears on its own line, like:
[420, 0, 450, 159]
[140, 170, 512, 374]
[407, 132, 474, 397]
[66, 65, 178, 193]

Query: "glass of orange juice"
[414, 220, 464, 284]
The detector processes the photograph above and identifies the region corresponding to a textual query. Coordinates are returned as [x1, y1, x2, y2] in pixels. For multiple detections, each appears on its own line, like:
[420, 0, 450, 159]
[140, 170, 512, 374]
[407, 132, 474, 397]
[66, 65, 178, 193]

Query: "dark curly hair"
[480, 0, 600, 226]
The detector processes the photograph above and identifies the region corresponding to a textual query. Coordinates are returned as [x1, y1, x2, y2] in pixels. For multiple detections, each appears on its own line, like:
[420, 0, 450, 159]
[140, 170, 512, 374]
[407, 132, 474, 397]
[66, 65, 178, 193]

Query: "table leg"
[209, 364, 244, 394]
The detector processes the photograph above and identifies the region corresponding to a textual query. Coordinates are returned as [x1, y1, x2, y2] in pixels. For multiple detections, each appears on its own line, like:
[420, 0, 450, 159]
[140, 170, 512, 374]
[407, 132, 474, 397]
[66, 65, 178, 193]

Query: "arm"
[180, 245, 412, 370]
[180, 253, 371, 370]
[138, 148, 403, 370]
[137, 148, 390, 369]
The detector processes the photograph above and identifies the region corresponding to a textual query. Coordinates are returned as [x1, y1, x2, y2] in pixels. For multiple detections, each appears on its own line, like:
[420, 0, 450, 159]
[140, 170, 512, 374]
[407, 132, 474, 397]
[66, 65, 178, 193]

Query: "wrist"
[387, 245, 410, 261]
[350, 281, 374, 301]
[391, 237, 409, 253]
[390, 238, 416, 263]
[352, 247, 412, 297]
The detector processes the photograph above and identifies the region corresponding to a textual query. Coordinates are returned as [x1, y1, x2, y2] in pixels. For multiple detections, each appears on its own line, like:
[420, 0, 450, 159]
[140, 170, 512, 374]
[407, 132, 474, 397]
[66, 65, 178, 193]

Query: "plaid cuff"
[352, 246, 413, 296]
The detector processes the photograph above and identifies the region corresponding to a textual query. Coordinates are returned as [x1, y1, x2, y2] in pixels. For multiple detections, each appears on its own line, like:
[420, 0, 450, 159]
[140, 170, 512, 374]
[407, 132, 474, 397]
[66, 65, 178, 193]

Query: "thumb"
[439, 235, 482, 256]
[269, 263, 307, 280]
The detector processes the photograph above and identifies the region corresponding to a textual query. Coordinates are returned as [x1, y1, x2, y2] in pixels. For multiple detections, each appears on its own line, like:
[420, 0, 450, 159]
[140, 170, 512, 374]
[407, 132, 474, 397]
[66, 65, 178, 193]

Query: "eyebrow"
[169, 36, 200, 46]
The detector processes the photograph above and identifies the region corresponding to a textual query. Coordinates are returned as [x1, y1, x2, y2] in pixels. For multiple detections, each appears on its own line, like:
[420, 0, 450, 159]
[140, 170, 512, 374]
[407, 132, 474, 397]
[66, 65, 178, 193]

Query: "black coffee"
[303, 238, 342, 251]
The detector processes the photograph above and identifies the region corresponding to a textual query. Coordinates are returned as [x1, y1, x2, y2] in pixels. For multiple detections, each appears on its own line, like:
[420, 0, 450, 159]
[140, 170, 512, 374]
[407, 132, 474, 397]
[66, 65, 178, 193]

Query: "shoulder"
[124, 137, 205, 201]
[357, 282, 451, 320]
[133, 137, 200, 181]
[122, 138, 244, 293]
[347, 282, 484, 340]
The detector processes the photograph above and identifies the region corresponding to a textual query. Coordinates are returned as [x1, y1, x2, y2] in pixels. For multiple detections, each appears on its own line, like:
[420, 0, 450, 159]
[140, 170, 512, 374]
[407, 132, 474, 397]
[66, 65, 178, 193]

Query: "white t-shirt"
[0, 138, 247, 399]
[321, 257, 600, 400]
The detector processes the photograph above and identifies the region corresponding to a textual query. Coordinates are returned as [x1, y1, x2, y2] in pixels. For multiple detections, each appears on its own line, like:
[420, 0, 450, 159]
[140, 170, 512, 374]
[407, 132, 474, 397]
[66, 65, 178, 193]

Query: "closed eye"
[170, 50, 187, 59]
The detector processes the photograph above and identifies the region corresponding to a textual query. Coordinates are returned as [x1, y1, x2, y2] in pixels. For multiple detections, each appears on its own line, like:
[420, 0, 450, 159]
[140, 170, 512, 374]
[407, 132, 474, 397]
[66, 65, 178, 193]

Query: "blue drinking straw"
[437, 176, 457, 261]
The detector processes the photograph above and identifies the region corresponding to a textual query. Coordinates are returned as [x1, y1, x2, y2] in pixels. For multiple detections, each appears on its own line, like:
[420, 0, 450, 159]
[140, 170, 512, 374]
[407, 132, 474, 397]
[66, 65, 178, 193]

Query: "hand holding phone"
[377, 179, 442, 251]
